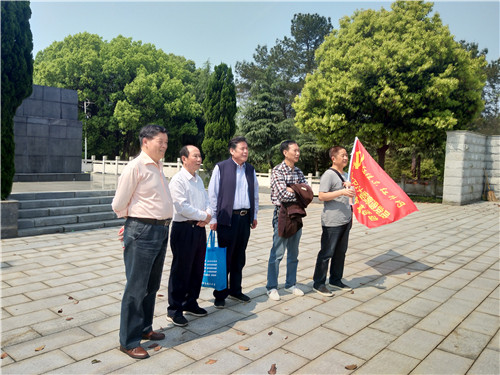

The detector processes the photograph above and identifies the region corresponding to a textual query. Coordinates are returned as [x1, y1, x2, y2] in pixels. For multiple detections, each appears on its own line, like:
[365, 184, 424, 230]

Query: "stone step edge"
[17, 219, 125, 237]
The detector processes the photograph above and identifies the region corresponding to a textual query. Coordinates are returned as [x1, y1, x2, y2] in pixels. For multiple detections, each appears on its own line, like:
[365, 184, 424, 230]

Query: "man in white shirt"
[167, 145, 212, 327]
[112, 124, 173, 359]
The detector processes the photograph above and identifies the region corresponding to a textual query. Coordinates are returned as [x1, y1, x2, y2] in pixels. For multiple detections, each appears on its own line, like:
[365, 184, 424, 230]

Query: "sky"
[30, 1, 499, 70]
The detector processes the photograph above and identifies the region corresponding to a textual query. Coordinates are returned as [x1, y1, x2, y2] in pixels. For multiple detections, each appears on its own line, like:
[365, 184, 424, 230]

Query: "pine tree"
[1, 1, 33, 200]
[202, 63, 237, 171]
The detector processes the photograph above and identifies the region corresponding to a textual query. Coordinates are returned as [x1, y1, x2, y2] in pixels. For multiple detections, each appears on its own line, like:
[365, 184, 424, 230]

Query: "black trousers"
[213, 213, 251, 301]
[312, 220, 352, 288]
[167, 221, 207, 316]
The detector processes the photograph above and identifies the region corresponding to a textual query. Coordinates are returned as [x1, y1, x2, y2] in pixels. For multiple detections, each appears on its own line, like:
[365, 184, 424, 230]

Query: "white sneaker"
[267, 288, 280, 301]
[285, 285, 304, 296]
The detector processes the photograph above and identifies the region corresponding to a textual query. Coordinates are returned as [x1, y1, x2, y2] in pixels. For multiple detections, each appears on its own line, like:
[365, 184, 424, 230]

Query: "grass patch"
[408, 195, 442, 203]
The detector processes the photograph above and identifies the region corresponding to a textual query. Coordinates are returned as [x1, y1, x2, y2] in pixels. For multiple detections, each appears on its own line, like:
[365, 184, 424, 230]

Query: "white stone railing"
[82, 157, 321, 194]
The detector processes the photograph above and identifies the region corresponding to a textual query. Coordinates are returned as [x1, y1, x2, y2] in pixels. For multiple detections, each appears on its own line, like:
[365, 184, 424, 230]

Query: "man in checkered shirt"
[266, 140, 309, 301]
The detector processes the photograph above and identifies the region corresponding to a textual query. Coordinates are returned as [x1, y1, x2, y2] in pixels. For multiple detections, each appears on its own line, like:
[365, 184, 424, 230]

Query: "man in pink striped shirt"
[112, 124, 173, 360]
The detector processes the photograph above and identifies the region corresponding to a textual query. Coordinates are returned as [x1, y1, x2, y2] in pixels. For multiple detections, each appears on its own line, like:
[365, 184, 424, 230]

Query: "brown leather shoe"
[120, 345, 149, 359]
[141, 331, 165, 341]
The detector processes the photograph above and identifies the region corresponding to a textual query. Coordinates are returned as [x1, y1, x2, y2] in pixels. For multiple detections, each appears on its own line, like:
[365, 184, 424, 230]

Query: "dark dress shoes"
[120, 345, 150, 359]
[141, 331, 165, 341]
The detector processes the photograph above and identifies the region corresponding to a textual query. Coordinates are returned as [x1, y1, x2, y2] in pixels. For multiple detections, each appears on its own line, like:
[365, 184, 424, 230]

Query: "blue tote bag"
[202, 230, 227, 291]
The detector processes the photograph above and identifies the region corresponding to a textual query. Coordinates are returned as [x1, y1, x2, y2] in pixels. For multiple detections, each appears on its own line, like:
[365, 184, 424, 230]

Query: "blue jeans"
[312, 221, 351, 288]
[266, 207, 302, 290]
[119, 218, 169, 349]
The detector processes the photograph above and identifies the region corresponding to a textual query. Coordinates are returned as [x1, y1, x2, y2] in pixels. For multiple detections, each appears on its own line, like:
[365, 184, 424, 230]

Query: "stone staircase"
[9, 190, 124, 237]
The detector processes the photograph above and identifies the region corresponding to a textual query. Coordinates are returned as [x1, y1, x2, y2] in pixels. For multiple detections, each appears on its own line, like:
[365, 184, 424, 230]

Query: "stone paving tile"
[1, 293, 32, 308]
[3, 327, 92, 362]
[459, 311, 500, 336]
[231, 309, 291, 336]
[1, 326, 42, 347]
[111, 348, 194, 374]
[369, 310, 420, 336]
[312, 295, 362, 317]
[275, 309, 332, 336]
[336, 327, 395, 361]
[3, 309, 60, 332]
[467, 348, 500, 375]
[234, 348, 309, 374]
[396, 296, 441, 318]
[323, 309, 378, 336]
[282, 326, 347, 360]
[2, 349, 74, 374]
[353, 348, 420, 374]
[416, 284, 457, 303]
[177, 349, 251, 374]
[410, 349, 474, 374]
[486, 329, 499, 351]
[171, 327, 237, 361]
[4, 294, 74, 316]
[293, 348, 364, 374]
[60, 331, 120, 361]
[23, 282, 88, 300]
[46, 347, 135, 374]
[80, 315, 120, 337]
[270, 292, 323, 316]
[177, 307, 247, 336]
[31, 309, 109, 336]
[388, 327, 444, 360]
[226, 327, 297, 361]
[354, 296, 403, 317]
[438, 327, 492, 360]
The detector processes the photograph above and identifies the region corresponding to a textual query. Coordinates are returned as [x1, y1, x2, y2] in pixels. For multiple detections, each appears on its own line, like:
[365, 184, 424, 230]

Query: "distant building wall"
[13, 85, 83, 176]
[442, 131, 500, 205]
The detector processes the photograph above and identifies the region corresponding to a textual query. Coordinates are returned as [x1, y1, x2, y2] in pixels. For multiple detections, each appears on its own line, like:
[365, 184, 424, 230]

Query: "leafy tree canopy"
[34, 32, 202, 160]
[294, 1, 487, 168]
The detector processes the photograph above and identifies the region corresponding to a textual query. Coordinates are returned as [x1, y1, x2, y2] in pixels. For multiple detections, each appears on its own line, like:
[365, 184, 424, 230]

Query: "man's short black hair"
[280, 140, 298, 156]
[329, 146, 346, 159]
[179, 145, 190, 160]
[139, 124, 167, 145]
[228, 136, 247, 150]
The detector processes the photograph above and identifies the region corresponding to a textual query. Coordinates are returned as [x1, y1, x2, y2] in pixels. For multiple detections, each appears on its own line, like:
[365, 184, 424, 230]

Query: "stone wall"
[442, 131, 499, 205]
[13, 85, 83, 176]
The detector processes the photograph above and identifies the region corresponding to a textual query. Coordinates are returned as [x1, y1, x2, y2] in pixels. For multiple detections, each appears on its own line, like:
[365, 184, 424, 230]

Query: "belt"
[129, 217, 172, 226]
[233, 209, 249, 216]
[179, 220, 198, 225]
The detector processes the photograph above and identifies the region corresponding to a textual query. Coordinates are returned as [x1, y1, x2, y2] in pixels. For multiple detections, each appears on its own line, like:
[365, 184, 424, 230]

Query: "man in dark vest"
[208, 136, 259, 308]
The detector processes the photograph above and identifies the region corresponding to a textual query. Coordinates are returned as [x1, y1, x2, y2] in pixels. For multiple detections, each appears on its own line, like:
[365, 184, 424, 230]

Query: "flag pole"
[347, 137, 358, 181]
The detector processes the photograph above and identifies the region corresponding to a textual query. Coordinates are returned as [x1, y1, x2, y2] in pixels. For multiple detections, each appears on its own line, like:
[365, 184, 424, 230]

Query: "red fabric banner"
[348, 138, 418, 228]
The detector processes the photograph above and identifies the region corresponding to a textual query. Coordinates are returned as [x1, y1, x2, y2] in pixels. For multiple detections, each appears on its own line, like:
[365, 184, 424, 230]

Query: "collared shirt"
[169, 167, 211, 222]
[208, 160, 259, 224]
[112, 151, 173, 219]
[270, 160, 307, 206]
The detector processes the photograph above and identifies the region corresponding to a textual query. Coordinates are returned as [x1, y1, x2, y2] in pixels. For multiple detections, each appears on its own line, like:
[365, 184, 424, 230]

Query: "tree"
[202, 63, 237, 171]
[236, 13, 332, 170]
[294, 1, 487, 169]
[34, 33, 202, 161]
[238, 68, 298, 170]
[1, 1, 33, 200]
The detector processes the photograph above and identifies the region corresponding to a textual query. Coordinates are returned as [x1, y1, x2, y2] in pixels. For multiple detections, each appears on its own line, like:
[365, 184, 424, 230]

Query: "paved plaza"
[1, 181, 499, 374]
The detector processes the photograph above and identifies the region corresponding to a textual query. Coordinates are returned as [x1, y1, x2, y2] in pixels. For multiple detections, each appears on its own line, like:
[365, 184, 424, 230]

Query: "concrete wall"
[442, 131, 499, 205]
[13, 85, 83, 174]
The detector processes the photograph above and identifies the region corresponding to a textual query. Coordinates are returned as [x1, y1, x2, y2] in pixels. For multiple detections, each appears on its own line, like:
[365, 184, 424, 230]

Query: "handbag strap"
[207, 230, 217, 247]
[329, 167, 346, 183]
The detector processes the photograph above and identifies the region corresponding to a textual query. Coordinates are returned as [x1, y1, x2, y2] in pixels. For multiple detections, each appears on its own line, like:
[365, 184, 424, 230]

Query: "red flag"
[348, 138, 418, 228]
